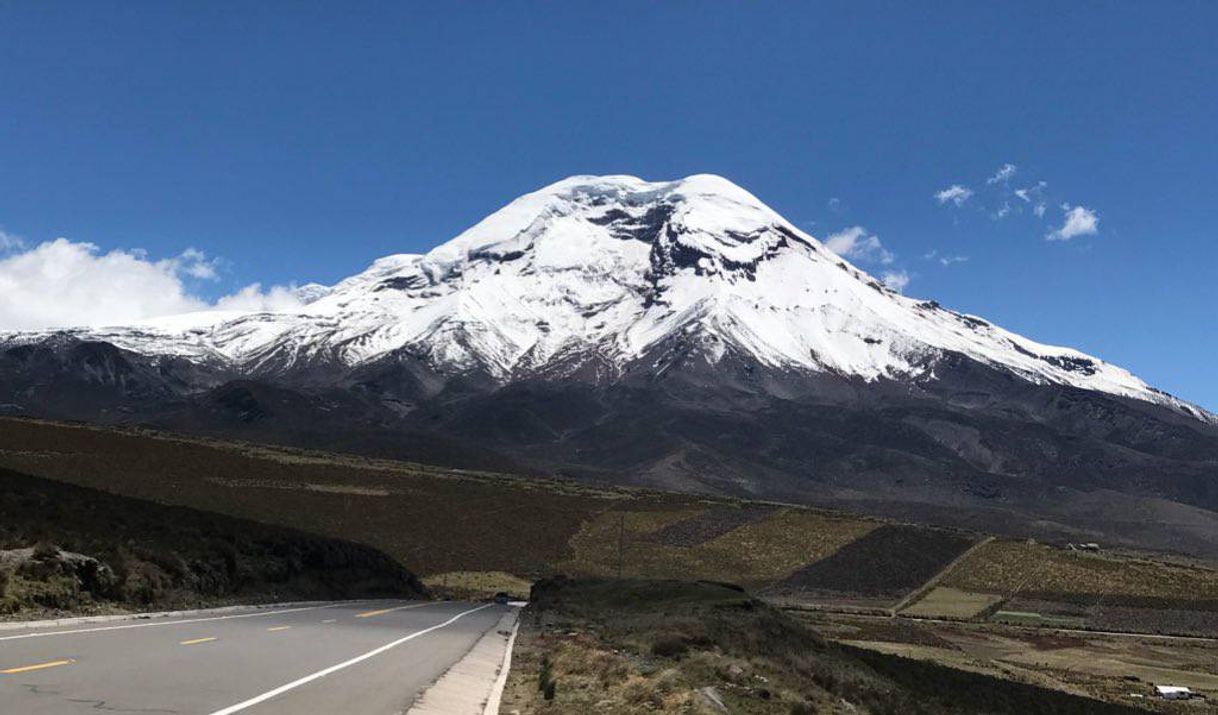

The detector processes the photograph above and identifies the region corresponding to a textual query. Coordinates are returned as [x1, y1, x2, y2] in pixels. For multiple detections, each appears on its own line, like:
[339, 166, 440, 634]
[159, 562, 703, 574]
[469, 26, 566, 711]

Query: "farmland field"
[990, 610, 1087, 628]
[643, 504, 778, 546]
[944, 539, 1218, 606]
[940, 538, 1218, 635]
[799, 611, 1218, 711]
[774, 525, 977, 603]
[561, 504, 877, 588]
[900, 587, 1002, 619]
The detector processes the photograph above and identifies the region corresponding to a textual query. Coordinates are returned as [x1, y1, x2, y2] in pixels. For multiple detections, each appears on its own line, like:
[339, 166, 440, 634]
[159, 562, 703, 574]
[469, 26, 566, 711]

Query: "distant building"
[1066, 542, 1100, 552]
[1155, 685, 1192, 700]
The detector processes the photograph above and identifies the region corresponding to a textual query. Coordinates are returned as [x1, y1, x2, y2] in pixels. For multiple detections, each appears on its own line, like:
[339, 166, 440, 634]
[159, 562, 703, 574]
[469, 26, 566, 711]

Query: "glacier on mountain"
[1, 174, 1207, 422]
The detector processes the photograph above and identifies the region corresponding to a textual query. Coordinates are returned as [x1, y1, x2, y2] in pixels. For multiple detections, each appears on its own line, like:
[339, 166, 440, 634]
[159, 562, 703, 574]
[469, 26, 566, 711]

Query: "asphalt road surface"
[0, 599, 507, 714]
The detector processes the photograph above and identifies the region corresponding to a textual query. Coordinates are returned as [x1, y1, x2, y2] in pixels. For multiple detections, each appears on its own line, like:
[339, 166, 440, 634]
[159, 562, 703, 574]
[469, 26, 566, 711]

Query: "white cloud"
[923, 249, 967, 267]
[994, 202, 1011, 219]
[214, 283, 310, 312]
[0, 238, 306, 331]
[824, 226, 894, 265]
[0, 229, 24, 253]
[934, 184, 973, 207]
[986, 163, 1018, 185]
[827, 197, 843, 213]
[1014, 181, 1048, 218]
[881, 270, 911, 292]
[1047, 204, 1100, 241]
[1014, 180, 1046, 203]
[177, 247, 220, 280]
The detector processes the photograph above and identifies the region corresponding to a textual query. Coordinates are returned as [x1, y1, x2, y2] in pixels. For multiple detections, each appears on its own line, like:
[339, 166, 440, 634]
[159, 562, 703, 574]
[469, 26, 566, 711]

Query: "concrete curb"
[408, 606, 523, 715]
[482, 609, 522, 715]
[0, 598, 389, 633]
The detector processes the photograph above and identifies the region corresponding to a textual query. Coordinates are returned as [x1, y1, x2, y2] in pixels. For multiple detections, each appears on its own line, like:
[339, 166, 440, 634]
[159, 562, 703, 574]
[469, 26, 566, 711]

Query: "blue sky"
[0, 2, 1215, 408]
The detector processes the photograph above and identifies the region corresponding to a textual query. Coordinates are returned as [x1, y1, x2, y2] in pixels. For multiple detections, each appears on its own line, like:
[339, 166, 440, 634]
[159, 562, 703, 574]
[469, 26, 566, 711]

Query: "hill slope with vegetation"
[2, 417, 1216, 626]
[0, 468, 425, 618]
[502, 578, 1146, 715]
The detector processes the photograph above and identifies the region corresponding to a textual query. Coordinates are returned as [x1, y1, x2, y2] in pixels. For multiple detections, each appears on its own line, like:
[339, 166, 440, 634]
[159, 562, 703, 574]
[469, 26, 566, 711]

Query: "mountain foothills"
[2, 175, 1217, 556]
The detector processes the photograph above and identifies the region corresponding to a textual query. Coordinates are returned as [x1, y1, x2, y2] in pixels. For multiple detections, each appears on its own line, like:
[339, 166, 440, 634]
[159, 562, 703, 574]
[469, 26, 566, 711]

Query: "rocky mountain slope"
[2, 175, 1216, 556]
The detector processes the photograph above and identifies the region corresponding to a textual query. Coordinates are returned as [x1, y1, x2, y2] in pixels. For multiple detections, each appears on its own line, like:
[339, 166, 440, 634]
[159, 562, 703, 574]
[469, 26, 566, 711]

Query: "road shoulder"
[408, 605, 522, 715]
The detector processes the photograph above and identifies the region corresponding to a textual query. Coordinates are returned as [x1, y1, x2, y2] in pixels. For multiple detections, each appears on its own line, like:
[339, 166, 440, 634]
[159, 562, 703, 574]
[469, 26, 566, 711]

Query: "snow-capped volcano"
[4, 175, 1218, 557]
[3, 174, 1206, 421]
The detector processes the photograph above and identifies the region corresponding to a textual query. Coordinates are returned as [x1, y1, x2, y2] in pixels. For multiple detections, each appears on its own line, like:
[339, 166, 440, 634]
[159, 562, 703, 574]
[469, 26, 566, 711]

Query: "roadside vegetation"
[422, 570, 532, 601]
[0, 468, 425, 618]
[500, 577, 1148, 714]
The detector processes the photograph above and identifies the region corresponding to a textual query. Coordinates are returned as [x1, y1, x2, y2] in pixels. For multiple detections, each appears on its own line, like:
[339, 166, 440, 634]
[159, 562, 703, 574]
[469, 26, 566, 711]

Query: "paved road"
[0, 599, 507, 714]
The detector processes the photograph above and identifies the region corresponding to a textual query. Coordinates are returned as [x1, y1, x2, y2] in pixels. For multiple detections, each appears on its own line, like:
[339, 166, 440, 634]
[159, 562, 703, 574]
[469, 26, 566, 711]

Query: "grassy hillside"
[501, 578, 1146, 714]
[0, 468, 425, 618]
[2, 417, 1217, 637]
[0, 418, 919, 592]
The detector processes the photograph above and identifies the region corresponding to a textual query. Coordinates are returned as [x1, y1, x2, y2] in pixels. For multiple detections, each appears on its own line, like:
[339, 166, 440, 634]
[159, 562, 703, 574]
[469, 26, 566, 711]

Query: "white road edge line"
[0, 600, 392, 642]
[205, 603, 494, 715]
[482, 609, 522, 715]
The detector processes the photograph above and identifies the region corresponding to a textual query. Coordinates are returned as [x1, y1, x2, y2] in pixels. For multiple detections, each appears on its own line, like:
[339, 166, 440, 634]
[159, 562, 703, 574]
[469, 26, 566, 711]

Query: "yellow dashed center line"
[1, 658, 75, 674]
[355, 603, 431, 619]
[266, 626, 291, 632]
[180, 637, 217, 646]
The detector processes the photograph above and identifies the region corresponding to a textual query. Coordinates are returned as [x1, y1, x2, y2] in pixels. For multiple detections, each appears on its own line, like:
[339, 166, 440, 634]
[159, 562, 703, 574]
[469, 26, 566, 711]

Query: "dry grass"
[561, 506, 877, 588]
[421, 570, 532, 600]
[806, 610, 1218, 710]
[944, 539, 1218, 605]
[900, 587, 1002, 619]
[502, 578, 1149, 714]
[0, 417, 883, 593]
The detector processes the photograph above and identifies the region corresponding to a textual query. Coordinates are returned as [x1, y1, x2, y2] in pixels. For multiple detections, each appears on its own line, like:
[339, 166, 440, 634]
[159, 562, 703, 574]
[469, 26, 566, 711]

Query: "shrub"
[538, 655, 556, 698]
[651, 635, 690, 658]
[32, 542, 59, 560]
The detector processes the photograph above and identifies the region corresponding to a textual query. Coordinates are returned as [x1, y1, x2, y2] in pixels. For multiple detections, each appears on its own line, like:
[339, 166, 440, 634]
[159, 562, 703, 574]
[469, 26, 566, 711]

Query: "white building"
[1155, 685, 1192, 700]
